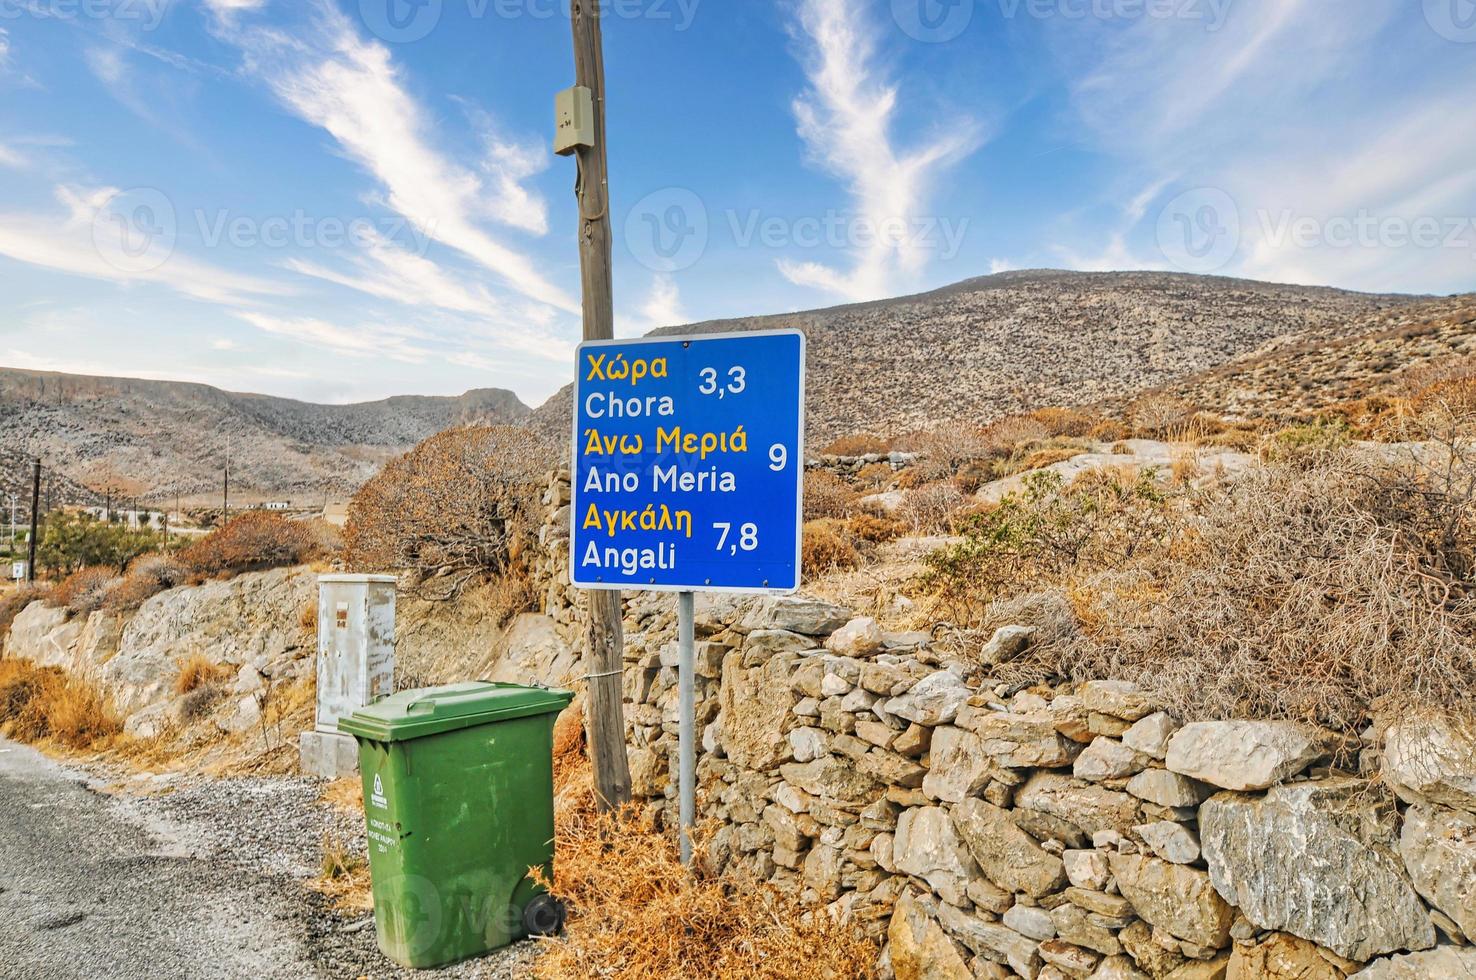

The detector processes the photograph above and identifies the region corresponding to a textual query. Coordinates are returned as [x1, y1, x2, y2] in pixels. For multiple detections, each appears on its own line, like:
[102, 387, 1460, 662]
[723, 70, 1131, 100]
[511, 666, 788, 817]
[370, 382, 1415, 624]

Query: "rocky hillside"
[531, 270, 1420, 447]
[1115, 294, 1476, 421]
[0, 369, 530, 503]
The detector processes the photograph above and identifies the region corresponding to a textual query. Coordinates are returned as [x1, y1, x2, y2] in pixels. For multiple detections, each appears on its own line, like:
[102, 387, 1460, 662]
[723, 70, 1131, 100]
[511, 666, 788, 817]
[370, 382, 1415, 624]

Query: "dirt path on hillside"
[0, 739, 537, 980]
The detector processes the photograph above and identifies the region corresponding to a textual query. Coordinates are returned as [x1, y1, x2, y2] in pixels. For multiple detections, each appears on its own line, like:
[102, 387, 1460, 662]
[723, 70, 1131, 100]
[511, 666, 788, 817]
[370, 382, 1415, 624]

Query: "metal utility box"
[339, 682, 575, 969]
[554, 86, 595, 156]
[300, 573, 397, 779]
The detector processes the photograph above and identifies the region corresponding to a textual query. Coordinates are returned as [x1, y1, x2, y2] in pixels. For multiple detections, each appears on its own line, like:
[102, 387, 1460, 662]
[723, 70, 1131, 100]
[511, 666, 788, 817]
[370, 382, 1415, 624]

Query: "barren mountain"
[1115, 294, 1476, 421]
[0, 370, 530, 504]
[530, 270, 1421, 448]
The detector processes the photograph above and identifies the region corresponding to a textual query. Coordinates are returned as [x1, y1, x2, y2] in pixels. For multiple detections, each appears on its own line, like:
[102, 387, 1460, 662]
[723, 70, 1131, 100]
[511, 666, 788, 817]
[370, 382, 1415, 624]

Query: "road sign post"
[571, 328, 806, 862]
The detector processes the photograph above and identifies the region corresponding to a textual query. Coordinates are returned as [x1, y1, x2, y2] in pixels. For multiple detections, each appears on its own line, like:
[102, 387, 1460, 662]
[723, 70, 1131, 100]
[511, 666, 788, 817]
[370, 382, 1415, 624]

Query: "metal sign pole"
[678, 590, 696, 866]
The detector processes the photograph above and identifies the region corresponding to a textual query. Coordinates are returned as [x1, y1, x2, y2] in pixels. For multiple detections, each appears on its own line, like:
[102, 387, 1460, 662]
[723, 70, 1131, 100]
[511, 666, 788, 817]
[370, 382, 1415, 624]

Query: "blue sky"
[1, 0, 1473, 406]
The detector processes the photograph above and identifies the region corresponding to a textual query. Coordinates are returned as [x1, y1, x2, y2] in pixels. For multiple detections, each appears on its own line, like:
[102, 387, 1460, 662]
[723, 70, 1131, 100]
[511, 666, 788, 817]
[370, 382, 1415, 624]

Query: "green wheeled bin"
[338, 681, 575, 969]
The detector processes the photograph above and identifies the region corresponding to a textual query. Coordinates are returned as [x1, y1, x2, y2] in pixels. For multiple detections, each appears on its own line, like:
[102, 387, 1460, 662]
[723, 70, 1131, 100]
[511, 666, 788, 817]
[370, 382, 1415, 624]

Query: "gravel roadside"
[0, 738, 540, 980]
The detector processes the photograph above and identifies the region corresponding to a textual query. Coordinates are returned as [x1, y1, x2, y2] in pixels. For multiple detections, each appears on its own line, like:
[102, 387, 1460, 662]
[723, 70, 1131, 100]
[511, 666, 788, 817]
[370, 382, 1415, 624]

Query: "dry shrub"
[899, 421, 991, 481]
[847, 513, 903, 544]
[1130, 393, 1195, 438]
[483, 568, 539, 626]
[175, 653, 228, 696]
[535, 756, 878, 980]
[297, 597, 318, 636]
[925, 446, 1476, 734]
[1017, 446, 1086, 472]
[901, 481, 966, 534]
[821, 433, 890, 456]
[1028, 407, 1110, 439]
[50, 566, 119, 617]
[802, 520, 860, 576]
[345, 426, 542, 598]
[182, 512, 325, 578]
[855, 462, 896, 491]
[103, 555, 188, 612]
[804, 470, 857, 521]
[980, 415, 1050, 454]
[0, 659, 124, 749]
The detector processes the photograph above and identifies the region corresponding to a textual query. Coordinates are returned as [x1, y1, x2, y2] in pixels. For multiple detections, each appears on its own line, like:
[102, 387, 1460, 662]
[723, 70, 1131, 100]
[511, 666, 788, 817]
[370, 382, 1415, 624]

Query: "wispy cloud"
[237, 311, 434, 364]
[779, 0, 982, 302]
[618, 274, 688, 335]
[0, 184, 289, 305]
[208, 1, 575, 314]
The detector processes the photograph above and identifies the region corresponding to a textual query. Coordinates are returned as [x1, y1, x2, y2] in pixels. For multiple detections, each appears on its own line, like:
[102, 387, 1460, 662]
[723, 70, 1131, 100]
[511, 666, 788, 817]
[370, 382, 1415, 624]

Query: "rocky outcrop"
[1200, 780, 1435, 960]
[1398, 804, 1476, 940]
[106, 567, 317, 712]
[1165, 721, 1329, 792]
[1381, 713, 1476, 814]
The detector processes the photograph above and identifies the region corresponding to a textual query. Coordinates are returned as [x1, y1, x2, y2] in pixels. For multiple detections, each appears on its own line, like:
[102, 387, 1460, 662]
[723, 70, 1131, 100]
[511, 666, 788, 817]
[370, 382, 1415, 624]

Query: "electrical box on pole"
[554, 86, 595, 156]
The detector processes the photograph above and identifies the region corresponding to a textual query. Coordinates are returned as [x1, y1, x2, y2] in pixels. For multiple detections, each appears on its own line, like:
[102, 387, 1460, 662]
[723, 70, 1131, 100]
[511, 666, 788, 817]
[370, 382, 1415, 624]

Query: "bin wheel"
[523, 894, 566, 937]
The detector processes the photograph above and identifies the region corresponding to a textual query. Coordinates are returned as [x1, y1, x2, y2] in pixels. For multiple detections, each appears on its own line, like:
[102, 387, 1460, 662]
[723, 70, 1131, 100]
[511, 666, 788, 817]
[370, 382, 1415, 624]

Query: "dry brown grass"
[174, 654, 228, 696]
[310, 834, 373, 913]
[0, 659, 124, 750]
[297, 597, 318, 636]
[802, 520, 861, 577]
[321, 777, 364, 815]
[900, 481, 965, 534]
[535, 753, 878, 980]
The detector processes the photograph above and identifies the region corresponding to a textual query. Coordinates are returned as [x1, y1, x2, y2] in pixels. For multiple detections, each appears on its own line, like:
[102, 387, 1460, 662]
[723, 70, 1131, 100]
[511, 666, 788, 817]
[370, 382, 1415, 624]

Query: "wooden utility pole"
[570, 0, 631, 811]
[26, 458, 40, 583]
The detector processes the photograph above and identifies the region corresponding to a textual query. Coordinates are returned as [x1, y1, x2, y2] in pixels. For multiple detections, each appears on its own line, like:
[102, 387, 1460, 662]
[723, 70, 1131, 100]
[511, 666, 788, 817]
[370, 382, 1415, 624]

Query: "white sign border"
[570, 327, 807, 595]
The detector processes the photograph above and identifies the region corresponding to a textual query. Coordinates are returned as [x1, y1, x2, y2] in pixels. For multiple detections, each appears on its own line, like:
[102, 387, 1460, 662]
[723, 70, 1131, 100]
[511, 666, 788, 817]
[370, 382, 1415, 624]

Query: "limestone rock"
[923, 726, 993, 803]
[1382, 713, 1476, 814]
[1040, 938, 1104, 976]
[886, 672, 971, 728]
[826, 617, 887, 657]
[1352, 947, 1476, 978]
[1092, 956, 1150, 980]
[1119, 920, 1187, 979]
[1016, 772, 1144, 838]
[740, 597, 852, 636]
[742, 629, 815, 659]
[971, 711, 1085, 768]
[1064, 849, 1111, 891]
[1398, 803, 1476, 940]
[780, 757, 882, 805]
[1078, 681, 1158, 722]
[1108, 853, 1233, 950]
[628, 746, 669, 797]
[1004, 903, 1058, 942]
[1165, 722, 1329, 792]
[1075, 737, 1152, 782]
[889, 891, 974, 980]
[1199, 779, 1435, 961]
[934, 903, 1043, 978]
[979, 625, 1036, 667]
[484, 613, 578, 686]
[789, 726, 829, 763]
[1127, 770, 1213, 809]
[893, 807, 980, 906]
[1226, 933, 1342, 980]
[953, 799, 1067, 897]
[1122, 713, 1179, 761]
[719, 652, 800, 770]
[1135, 822, 1200, 865]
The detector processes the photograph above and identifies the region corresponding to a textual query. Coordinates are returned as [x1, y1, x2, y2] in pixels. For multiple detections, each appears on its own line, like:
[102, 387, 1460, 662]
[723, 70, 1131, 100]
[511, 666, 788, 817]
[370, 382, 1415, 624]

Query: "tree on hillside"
[344, 426, 544, 599]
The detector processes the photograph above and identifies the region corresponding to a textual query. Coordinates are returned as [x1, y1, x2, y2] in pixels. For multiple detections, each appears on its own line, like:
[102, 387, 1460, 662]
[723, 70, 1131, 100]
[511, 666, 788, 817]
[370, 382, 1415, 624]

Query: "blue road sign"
[571, 329, 806, 593]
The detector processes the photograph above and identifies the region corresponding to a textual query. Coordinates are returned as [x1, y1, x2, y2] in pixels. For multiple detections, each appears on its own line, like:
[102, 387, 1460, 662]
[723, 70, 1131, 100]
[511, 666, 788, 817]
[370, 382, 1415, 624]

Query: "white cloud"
[237, 311, 434, 364]
[211, 2, 575, 314]
[619, 275, 688, 335]
[0, 184, 289, 305]
[988, 258, 1013, 275]
[780, 0, 982, 302]
[0, 144, 22, 168]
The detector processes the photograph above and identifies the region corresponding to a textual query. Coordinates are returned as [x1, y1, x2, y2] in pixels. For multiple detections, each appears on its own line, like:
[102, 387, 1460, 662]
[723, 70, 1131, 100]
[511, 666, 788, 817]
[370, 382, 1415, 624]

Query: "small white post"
[678, 590, 696, 866]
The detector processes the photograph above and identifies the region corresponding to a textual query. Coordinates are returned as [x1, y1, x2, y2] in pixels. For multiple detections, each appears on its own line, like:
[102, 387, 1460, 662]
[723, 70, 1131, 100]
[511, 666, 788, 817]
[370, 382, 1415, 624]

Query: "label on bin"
[371, 773, 388, 810]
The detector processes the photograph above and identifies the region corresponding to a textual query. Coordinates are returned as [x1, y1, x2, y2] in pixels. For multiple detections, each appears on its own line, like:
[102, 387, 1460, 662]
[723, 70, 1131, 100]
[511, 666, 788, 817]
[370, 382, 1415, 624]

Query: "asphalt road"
[0, 738, 321, 980]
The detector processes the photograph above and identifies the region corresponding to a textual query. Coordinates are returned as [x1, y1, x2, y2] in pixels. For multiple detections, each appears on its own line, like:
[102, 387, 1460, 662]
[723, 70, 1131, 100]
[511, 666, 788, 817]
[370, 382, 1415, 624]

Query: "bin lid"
[337, 682, 574, 742]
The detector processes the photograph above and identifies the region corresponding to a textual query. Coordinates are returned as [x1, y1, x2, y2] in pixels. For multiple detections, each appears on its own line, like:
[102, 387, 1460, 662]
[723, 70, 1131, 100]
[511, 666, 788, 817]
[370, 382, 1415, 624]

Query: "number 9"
[769, 444, 788, 471]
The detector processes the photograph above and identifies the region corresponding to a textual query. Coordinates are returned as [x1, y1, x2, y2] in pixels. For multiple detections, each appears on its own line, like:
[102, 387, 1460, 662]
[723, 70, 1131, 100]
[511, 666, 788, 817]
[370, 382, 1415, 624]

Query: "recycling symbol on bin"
[371, 774, 388, 809]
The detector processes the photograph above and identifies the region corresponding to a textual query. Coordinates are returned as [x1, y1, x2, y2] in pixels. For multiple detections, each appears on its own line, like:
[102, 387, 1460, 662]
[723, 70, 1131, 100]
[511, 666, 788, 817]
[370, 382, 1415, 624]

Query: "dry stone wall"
[530, 469, 1476, 980]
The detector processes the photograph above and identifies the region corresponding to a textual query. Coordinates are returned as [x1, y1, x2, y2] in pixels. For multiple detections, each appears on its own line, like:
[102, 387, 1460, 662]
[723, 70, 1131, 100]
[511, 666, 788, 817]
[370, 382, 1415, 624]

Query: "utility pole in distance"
[566, 0, 631, 811]
[27, 458, 40, 583]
